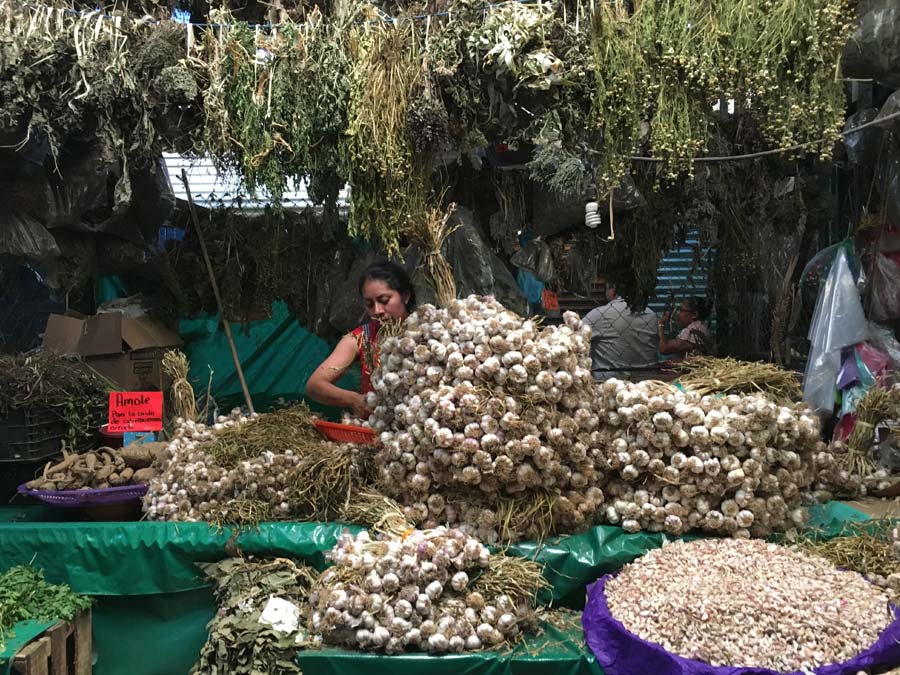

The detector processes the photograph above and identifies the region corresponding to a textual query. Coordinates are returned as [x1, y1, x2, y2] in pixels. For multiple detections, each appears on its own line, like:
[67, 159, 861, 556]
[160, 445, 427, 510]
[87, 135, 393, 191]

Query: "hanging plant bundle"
[346, 14, 428, 255]
[408, 58, 452, 156]
[0, 2, 161, 206]
[407, 202, 459, 307]
[201, 12, 302, 201]
[589, 0, 648, 194]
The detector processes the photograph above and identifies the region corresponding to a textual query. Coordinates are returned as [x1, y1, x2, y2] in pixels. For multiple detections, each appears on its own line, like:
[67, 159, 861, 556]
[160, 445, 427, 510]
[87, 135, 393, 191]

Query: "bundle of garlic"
[367, 296, 606, 540]
[604, 539, 893, 672]
[817, 438, 894, 499]
[143, 407, 370, 525]
[309, 527, 542, 654]
[594, 379, 825, 537]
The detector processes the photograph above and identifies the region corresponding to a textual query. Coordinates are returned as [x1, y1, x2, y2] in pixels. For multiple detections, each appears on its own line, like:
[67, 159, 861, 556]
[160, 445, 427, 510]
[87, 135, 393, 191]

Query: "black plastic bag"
[511, 239, 556, 283]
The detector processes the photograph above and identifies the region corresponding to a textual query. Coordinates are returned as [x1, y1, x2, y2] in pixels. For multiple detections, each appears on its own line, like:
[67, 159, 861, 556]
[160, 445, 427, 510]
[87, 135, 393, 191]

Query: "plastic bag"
[842, 108, 882, 167]
[0, 211, 60, 260]
[842, 0, 900, 86]
[444, 207, 527, 315]
[516, 268, 544, 304]
[868, 320, 900, 369]
[870, 252, 900, 321]
[511, 239, 556, 283]
[800, 240, 859, 289]
[803, 249, 870, 413]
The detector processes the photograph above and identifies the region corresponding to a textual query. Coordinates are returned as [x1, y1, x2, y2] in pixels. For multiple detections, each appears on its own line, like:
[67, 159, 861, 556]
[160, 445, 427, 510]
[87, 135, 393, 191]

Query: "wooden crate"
[12, 610, 92, 675]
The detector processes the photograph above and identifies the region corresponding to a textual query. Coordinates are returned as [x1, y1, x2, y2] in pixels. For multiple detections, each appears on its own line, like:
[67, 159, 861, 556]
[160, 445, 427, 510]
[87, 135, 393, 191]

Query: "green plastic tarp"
[179, 301, 359, 415]
[0, 507, 359, 595]
[0, 502, 870, 598]
[299, 619, 600, 675]
[0, 620, 56, 675]
[0, 501, 873, 675]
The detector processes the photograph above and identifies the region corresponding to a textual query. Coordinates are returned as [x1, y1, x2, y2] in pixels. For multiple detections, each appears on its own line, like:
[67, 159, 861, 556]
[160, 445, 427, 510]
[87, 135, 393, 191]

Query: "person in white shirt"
[583, 277, 659, 380]
[658, 296, 711, 361]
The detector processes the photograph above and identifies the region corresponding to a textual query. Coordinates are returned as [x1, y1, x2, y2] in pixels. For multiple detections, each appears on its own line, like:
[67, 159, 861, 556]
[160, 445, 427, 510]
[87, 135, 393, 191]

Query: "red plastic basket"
[314, 420, 377, 445]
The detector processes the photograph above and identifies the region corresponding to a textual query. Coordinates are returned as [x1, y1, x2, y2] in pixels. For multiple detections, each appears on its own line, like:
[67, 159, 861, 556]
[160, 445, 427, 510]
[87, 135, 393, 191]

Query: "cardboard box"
[43, 313, 182, 392]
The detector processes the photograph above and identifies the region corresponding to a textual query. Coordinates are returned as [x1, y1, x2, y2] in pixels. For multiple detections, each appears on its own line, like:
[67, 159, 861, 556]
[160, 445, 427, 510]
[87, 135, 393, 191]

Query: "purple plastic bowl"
[583, 573, 900, 675]
[17, 482, 147, 508]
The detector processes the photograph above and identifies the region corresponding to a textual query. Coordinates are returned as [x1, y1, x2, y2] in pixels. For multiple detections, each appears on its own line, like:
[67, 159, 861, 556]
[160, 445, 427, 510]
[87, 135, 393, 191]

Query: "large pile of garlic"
[368, 295, 828, 541]
[367, 296, 606, 540]
[594, 379, 825, 537]
[309, 528, 535, 654]
[605, 539, 892, 672]
[143, 410, 360, 523]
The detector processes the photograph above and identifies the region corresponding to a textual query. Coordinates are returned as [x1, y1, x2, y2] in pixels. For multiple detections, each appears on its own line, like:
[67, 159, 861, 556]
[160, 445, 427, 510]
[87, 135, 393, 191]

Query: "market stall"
[3, 0, 900, 673]
[0, 502, 871, 675]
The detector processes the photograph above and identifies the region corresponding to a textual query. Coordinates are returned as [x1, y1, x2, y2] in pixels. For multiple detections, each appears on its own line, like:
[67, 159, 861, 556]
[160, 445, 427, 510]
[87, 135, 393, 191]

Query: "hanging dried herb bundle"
[726, 0, 854, 155]
[346, 14, 426, 255]
[408, 202, 459, 307]
[0, 2, 160, 205]
[289, 9, 355, 205]
[201, 12, 301, 201]
[589, 0, 648, 194]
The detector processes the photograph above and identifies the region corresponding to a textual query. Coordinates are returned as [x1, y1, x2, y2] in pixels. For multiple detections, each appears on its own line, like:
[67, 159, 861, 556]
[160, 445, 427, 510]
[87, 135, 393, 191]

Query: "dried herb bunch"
[0, 353, 111, 448]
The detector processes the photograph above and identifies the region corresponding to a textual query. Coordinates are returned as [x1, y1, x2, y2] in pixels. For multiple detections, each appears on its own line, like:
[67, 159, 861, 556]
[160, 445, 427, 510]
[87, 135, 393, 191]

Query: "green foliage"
[192, 557, 317, 675]
[0, 566, 91, 651]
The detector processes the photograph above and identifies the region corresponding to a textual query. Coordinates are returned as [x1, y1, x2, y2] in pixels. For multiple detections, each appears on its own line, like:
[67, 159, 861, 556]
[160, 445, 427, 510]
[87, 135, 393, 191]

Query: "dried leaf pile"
[193, 557, 317, 675]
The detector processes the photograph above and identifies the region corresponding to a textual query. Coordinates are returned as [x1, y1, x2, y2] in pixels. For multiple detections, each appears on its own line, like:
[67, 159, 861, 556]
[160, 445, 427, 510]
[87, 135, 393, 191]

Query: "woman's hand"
[350, 393, 373, 421]
[659, 311, 670, 327]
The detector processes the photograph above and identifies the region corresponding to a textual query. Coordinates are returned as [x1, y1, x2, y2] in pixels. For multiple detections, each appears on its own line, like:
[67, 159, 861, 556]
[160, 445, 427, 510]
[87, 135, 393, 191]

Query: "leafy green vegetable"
[0, 566, 91, 651]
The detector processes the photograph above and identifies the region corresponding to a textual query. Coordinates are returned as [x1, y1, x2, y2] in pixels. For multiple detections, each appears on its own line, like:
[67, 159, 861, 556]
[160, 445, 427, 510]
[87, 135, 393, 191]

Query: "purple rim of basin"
[17, 482, 147, 507]
[583, 572, 900, 675]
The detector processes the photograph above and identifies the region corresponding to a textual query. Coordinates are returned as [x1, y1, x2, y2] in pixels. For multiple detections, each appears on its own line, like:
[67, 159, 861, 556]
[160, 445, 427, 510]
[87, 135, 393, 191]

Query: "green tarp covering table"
[0, 620, 56, 675]
[300, 618, 600, 675]
[0, 502, 871, 675]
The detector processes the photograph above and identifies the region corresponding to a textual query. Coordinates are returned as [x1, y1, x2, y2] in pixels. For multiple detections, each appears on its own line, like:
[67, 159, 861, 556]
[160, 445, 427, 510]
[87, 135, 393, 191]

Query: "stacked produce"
[193, 557, 317, 675]
[368, 295, 826, 541]
[366, 296, 606, 540]
[593, 378, 824, 537]
[0, 566, 91, 651]
[143, 406, 370, 525]
[819, 385, 900, 498]
[603, 539, 893, 672]
[309, 527, 545, 654]
[797, 519, 900, 604]
[25, 444, 164, 491]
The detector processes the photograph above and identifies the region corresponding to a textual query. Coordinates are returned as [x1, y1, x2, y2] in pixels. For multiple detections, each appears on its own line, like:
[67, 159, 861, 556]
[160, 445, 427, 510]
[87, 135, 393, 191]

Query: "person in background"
[583, 276, 659, 380]
[305, 261, 414, 418]
[659, 296, 711, 360]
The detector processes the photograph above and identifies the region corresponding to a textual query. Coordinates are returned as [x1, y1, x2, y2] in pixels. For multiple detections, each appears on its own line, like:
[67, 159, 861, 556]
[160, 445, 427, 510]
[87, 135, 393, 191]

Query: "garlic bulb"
[312, 528, 538, 654]
[370, 296, 602, 541]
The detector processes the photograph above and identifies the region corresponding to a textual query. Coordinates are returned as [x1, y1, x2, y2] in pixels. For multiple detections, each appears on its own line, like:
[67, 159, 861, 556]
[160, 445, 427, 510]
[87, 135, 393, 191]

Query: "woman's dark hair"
[684, 296, 711, 321]
[359, 261, 416, 312]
